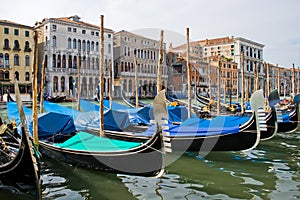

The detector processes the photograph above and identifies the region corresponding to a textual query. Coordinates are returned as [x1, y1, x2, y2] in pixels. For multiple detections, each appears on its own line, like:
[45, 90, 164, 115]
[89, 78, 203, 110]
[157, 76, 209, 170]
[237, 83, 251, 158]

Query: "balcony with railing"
[13, 46, 21, 51]
[0, 64, 10, 69]
[24, 47, 32, 52]
[3, 46, 11, 51]
[120, 71, 168, 79]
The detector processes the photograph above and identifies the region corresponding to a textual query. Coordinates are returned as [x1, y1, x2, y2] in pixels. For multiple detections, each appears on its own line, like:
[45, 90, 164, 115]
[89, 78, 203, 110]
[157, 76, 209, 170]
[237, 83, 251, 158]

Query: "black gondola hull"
[0, 128, 41, 199]
[260, 110, 277, 140]
[105, 114, 260, 152]
[39, 129, 164, 177]
[278, 106, 299, 133]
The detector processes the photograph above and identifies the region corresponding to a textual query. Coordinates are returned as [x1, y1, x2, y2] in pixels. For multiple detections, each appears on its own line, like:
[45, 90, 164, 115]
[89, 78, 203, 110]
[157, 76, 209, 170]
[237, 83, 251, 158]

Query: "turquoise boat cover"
[55, 131, 142, 151]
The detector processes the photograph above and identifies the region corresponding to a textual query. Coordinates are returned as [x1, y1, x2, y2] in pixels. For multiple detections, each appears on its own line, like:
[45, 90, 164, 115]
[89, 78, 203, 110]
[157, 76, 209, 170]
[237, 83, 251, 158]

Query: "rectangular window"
[91, 31, 94, 36]
[52, 24, 57, 30]
[108, 34, 111, 38]
[67, 27, 72, 32]
[73, 28, 77, 33]
[82, 30, 86, 34]
[25, 31, 30, 37]
[4, 27, 9, 34]
[95, 32, 99, 36]
[14, 29, 19, 35]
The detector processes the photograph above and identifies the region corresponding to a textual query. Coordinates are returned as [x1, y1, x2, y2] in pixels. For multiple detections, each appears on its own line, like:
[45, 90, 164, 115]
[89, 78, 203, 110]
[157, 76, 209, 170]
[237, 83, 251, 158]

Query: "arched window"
[67, 38, 72, 49]
[73, 56, 77, 68]
[124, 46, 127, 56]
[73, 39, 77, 49]
[82, 40, 86, 51]
[78, 40, 81, 50]
[96, 42, 99, 51]
[25, 72, 30, 81]
[14, 40, 20, 50]
[61, 76, 65, 92]
[14, 55, 20, 66]
[24, 41, 30, 51]
[45, 36, 48, 48]
[25, 55, 30, 66]
[108, 44, 111, 54]
[53, 76, 58, 93]
[52, 54, 56, 68]
[0, 53, 3, 67]
[62, 55, 66, 68]
[4, 39, 9, 49]
[4, 71, 9, 80]
[4, 54, 9, 67]
[91, 41, 95, 51]
[57, 54, 61, 68]
[68, 55, 72, 68]
[87, 41, 90, 52]
[14, 71, 20, 81]
[52, 35, 56, 47]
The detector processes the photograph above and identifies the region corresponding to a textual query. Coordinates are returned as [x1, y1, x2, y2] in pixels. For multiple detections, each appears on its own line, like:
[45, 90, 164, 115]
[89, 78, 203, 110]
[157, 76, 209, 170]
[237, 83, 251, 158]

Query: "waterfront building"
[113, 30, 168, 98]
[166, 50, 213, 98]
[35, 15, 114, 99]
[168, 40, 238, 100]
[198, 36, 265, 98]
[268, 63, 300, 98]
[0, 20, 34, 96]
[233, 37, 265, 97]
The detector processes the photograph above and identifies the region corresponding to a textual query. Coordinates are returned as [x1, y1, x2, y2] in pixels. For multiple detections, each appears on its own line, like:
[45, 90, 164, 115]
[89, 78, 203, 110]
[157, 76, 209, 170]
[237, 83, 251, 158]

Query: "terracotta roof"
[199, 36, 235, 46]
[45, 16, 113, 32]
[114, 30, 160, 43]
[0, 19, 33, 29]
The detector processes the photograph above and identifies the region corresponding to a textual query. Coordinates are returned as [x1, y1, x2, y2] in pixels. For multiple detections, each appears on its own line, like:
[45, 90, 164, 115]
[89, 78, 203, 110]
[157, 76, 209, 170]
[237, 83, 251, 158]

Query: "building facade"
[35, 15, 114, 99]
[113, 30, 168, 98]
[194, 36, 265, 97]
[268, 63, 300, 98]
[0, 20, 34, 95]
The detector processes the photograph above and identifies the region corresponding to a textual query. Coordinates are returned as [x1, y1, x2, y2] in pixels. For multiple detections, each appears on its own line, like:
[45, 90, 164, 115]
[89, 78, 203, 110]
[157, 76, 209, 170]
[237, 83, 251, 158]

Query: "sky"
[1, 0, 300, 68]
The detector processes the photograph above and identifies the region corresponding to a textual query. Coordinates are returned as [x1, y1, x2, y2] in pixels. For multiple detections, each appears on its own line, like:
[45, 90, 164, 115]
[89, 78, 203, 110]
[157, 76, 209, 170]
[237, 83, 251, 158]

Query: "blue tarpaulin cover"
[135, 115, 250, 137]
[7, 102, 76, 139]
[79, 99, 196, 124]
[43, 101, 132, 131]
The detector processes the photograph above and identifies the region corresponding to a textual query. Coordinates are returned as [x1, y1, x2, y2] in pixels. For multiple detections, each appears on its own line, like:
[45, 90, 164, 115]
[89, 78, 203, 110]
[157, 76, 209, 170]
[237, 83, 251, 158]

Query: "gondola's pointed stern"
[153, 90, 171, 176]
[245, 89, 266, 151]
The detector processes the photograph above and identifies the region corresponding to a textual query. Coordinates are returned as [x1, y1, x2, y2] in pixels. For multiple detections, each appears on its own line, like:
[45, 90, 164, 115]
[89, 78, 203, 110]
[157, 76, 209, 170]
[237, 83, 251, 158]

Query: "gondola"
[252, 89, 279, 140]
[46, 95, 66, 103]
[36, 91, 170, 177]
[0, 120, 41, 199]
[195, 92, 210, 106]
[121, 91, 149, 108]
[277, 94, 300, 133]
[195, 92, 238, 113]
[0, 125, 41, 199]
[105, 90, 267, 152]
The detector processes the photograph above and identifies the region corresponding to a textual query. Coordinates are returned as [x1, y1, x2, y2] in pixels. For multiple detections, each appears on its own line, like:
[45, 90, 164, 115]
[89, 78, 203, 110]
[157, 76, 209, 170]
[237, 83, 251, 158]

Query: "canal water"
[1, 130, 298, 199]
